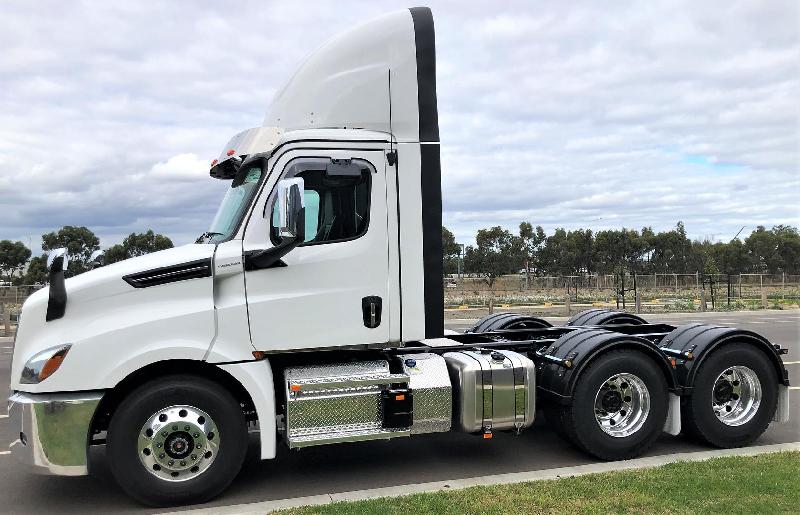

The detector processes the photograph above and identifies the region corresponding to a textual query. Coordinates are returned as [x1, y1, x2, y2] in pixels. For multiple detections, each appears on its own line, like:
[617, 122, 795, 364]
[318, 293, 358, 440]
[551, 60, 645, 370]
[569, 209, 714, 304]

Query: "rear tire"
[550, 349, 668, 460]
[107, 375, 248, 506]
[681, 343, 777, 448]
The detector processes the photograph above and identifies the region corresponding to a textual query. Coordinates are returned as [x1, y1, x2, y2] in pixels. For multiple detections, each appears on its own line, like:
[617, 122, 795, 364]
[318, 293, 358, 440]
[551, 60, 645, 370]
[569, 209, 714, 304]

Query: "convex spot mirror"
[46, 248, 69, 272]
[276, 178, 305, 241]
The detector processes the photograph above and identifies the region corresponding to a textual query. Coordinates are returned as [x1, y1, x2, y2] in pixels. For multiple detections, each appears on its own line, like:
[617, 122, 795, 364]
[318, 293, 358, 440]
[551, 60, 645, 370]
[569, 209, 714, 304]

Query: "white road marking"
[0, 415, 7, 419]
[160, 442, 800, 515]
[783, 361, 800, 365]
[790, 386, 800, 390]
[0, 451, 9, 455]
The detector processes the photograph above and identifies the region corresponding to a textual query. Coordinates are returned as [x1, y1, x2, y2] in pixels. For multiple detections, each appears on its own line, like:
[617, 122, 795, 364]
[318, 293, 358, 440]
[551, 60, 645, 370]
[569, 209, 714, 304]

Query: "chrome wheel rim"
[138, 405, 219, 482]
[712, 366, 761, 426]
[594, 373, 650, 438]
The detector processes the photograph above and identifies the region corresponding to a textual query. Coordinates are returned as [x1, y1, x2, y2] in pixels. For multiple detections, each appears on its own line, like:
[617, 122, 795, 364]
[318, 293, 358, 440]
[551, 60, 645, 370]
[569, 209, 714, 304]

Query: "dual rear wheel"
[547, 343, 779, 460]
[547, 350, 668, 460]
[681, 343, 778, 448]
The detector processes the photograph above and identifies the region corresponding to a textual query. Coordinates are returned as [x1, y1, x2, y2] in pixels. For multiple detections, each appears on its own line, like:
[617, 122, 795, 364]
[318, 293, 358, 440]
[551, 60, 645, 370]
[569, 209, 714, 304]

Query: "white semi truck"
[8, 7, 790, 506]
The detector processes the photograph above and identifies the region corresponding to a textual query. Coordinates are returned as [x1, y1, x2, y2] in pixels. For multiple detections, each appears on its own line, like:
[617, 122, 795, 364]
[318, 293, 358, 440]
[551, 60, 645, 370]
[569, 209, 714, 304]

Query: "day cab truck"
[8, 7, 791, 506]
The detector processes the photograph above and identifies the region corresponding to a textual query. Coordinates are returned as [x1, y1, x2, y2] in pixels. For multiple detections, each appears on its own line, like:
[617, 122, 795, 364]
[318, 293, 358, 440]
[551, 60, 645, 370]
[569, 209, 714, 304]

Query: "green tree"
[566, 229, 594, 274]
[517, 222, 546, 281]
[104, 230, 174, 265]
[649, 222, 692, 273]
[593, 228, 646, 275]
[744, 226, 779, 273]
[769, 225, 800, 274]
[441, 226, 461, 276]
[464, 226, 517, 311]
[21, 255, 48, 285]
[711, 239, 750, 274]
[537, 228, 569, 275]
[41, 226, 100, 276]
[0, 240, 32, 283]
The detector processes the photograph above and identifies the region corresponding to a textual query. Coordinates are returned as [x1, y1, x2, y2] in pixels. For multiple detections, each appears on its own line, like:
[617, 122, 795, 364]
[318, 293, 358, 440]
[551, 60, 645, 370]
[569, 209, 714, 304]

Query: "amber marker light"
[39, 347, 69, 382]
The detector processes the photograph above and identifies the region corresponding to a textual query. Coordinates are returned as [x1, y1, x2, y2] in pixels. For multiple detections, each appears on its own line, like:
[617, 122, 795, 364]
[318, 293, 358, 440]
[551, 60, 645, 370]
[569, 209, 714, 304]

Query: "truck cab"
[7, 7, 789, 507]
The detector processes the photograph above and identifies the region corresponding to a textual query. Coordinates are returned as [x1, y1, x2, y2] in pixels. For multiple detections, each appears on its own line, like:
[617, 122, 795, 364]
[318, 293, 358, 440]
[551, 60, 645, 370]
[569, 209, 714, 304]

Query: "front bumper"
[8, 391, 103, 476]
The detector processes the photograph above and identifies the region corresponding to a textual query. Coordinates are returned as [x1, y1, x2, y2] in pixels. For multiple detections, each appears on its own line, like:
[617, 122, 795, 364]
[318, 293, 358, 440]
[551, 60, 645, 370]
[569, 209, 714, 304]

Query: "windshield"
[201, 164, 264, 243]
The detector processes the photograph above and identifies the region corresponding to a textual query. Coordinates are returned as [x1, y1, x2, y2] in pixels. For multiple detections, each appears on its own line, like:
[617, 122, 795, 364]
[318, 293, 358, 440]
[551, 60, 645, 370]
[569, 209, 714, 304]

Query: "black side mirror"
[46, 248, 68, 321]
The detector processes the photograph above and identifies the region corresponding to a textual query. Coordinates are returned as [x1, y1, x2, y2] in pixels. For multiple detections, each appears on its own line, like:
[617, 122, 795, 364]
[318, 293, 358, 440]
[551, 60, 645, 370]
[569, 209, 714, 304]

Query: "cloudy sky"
[1, 0, 797, 251]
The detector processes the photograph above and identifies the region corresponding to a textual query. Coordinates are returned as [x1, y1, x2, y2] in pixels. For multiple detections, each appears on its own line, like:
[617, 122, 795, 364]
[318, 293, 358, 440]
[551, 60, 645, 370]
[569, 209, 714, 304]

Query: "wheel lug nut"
[159, 453, 165, 459]
[193, 433, 200, 438]
[155, 443, 162, 448]
[196, 443, 202, 449]
[168, 460, 174, 466]
[185, 425, 190, 431]
[172, 425, 178, 431]
[191, 455, 197, 460]
[180, 461, 186, 466]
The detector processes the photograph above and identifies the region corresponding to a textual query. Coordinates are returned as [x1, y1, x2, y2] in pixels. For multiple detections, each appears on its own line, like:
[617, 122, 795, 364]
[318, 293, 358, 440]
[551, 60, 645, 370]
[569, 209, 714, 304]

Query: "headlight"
[20, 344, 71, 384]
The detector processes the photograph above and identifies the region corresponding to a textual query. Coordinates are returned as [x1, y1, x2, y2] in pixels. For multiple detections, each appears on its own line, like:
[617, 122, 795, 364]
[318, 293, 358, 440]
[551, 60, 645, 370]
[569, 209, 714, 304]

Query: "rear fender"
[536, 328, 678, 405]
[659, 324, 789, 390]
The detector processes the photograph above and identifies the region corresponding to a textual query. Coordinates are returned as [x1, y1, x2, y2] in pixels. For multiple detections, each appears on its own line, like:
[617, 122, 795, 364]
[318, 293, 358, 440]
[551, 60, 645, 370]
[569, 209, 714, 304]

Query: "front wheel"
[548, 349, 668, 460]
[107, 375, 248, 506]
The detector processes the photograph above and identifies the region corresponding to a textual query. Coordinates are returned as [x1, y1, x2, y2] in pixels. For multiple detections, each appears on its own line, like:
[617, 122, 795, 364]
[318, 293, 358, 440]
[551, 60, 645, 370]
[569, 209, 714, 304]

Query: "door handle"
[362, 296, 382, 328]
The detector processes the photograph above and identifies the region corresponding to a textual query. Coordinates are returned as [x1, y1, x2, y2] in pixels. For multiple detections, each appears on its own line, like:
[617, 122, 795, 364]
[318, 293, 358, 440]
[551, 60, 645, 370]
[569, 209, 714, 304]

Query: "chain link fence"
[445, 273, 800, 315]
[1, 285, 43, 336]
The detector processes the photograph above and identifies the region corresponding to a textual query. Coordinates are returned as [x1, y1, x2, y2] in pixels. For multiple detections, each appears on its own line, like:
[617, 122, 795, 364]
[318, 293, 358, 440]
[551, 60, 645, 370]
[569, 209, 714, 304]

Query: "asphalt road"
[0, 310, 797, 514]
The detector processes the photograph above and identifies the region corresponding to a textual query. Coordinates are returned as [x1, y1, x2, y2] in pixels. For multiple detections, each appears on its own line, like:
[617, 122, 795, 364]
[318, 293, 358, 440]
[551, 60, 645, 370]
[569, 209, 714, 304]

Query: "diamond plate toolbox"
[284, 360, 411, 448]
[397, 353, 452, 434]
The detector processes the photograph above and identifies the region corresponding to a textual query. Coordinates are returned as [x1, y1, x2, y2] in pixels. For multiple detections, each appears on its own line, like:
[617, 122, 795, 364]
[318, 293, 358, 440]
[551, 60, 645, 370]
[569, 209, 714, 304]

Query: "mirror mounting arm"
[244, 207, 306, 271]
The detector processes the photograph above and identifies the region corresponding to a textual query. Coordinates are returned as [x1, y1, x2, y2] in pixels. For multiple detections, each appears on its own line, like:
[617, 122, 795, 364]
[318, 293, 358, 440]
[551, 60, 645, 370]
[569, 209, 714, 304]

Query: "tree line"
[0, 226, 173, 285]
[443, 222, 800, 287]
[3, 222, 797, 287]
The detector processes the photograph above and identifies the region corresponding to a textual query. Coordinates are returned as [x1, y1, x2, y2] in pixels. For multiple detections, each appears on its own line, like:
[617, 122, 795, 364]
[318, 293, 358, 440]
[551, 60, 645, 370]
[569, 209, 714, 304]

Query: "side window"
[271, 166, 371, 245]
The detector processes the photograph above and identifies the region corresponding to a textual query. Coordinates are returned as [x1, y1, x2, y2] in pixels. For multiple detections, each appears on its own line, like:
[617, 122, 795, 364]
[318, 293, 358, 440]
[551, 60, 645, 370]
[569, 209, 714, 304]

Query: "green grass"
[280, 452, 800, 515]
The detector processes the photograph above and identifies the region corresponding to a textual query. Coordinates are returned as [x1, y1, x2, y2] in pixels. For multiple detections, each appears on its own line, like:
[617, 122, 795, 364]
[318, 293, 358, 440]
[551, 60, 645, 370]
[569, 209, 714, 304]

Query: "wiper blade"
[196, 231, 223, 243]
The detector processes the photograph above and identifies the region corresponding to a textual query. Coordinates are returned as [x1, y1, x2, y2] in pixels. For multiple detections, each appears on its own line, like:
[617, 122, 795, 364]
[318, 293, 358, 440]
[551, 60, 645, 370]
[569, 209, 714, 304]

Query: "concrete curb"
[162, 442, 800, 515]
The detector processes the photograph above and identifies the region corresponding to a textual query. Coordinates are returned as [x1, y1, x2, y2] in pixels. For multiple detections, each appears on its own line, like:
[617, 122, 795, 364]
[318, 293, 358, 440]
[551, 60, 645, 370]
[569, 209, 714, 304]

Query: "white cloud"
[149, 154, 209, 182]
[0, 0, 797, 251]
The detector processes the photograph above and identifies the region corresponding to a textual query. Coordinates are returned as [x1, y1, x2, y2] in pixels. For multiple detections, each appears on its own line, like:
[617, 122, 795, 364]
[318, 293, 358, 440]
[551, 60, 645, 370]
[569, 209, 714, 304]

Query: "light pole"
[458, 243, 465, 279]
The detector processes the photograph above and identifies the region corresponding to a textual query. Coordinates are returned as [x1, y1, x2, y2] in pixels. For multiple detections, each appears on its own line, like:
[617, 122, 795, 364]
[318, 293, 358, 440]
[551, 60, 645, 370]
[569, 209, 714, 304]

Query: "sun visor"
[210, 126, 282, 179]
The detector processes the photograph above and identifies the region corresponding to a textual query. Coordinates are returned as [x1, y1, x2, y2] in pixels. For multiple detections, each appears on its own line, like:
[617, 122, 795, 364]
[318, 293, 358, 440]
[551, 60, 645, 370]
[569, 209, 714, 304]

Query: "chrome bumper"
[8, 391, 103, 476]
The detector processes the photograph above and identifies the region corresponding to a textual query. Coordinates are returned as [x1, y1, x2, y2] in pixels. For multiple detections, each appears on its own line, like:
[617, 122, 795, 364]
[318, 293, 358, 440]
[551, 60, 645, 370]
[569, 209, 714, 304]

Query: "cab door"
[242, 148, 391, 351]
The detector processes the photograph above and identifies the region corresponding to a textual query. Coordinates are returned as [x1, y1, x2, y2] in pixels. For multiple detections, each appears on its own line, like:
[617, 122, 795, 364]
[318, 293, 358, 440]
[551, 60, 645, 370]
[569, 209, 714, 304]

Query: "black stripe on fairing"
[409, 7, 440, 144]
[410, 7, 444, 338]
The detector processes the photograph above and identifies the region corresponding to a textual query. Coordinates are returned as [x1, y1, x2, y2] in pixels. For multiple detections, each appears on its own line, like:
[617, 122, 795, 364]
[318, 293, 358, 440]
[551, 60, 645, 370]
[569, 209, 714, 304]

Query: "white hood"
[11, 244, 216, 393]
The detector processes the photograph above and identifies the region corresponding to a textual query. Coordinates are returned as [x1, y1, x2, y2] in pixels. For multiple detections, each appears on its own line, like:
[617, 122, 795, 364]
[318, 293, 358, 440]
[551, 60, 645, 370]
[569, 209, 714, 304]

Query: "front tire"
[107, 375, 248, 506]
[681, 343, 778, 448]
[548, 349, 668, 460]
